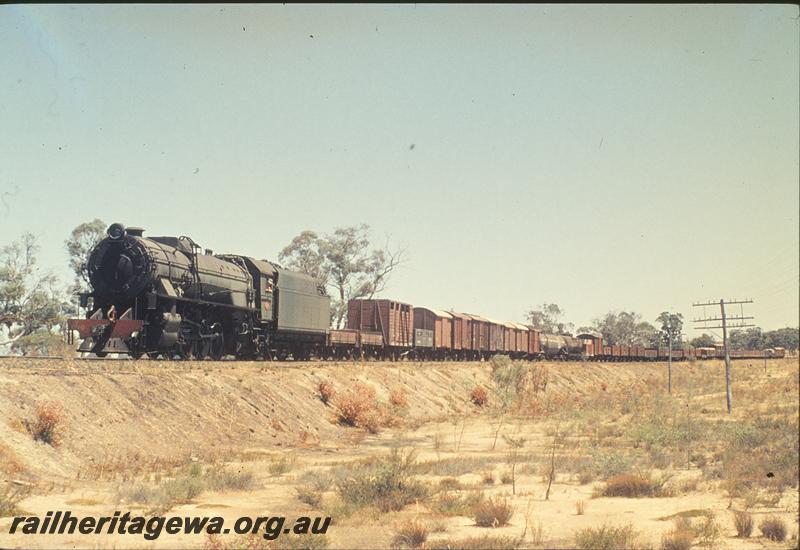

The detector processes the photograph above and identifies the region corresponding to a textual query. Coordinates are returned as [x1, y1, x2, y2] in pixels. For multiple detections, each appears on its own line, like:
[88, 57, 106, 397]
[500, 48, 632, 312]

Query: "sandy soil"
[0, 357, 797, 549]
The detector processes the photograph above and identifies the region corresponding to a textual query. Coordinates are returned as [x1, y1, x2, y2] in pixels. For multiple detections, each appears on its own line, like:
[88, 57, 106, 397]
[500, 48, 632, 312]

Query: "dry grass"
[427, 535, 523, 549]
[473, 496, 513, 528]
[27, 400, 66, 446]
[601, 474, 658, 497]
[392, 519, 428, 548]
[332, 449, 429, 514]
[660, 528, 693, 550]
[732, 510, 753, 538]
[389, 388, 409, 409]
[0, 444, 25, 475]
[318, 380, 336, 405]
[470, 386, 488, 407]
[117, 462, 255, 513]
[759, 516, 787, 542]
[574, 523, 641, 550]
[575, 499, 586, 515]
[1, 483, 32, 517]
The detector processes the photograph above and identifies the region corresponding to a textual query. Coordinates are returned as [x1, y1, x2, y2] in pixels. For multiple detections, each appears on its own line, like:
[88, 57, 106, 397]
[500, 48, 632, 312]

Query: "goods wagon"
[464, 314, 490, 353]
[413, 307, 453, 350]
[448, 311, 471, 352]
[347, 299, 413, 348]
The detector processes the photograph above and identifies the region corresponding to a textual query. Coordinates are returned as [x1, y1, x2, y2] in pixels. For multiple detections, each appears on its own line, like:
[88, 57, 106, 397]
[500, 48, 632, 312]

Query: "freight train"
[68, 223, 786, 362]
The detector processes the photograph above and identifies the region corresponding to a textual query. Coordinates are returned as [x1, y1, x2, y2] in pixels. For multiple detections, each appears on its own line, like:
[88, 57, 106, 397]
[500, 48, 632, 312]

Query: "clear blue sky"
[1, 4, 798, 332]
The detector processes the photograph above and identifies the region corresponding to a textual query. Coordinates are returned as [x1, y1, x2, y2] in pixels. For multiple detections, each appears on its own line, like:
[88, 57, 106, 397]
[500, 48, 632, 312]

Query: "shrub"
[318, 381, 335, 405]
[334, 449, 429, 513]
[30, 400, 66, 446]
[602, 474, 655, 497]
[427, 535, 523, 550]
[334, 382, 378, 428]
[473, 496, 513, 528]
[206, 467, 254, 491]
[661, 529, 693, 550]
[268, 454, 296, 476]
[392, 519, 428, 548]
[429, 491, 483, 517]
[574, 524, 640, 550]
[575, 499, 585, 515]
[439, 477, 461, 490]
[759, 516, 786, 542]
[296, 486, 323, 508]
[471, 386, 488, 407]
[1, 484, 31, 517]
[499, 471, 513, 485]
[481, 471, 495, 485]
[389, 388, 409, 408]
[694, 515, 721, 549]
[427, 535, 523, 549]
[732, 510, 753, 538]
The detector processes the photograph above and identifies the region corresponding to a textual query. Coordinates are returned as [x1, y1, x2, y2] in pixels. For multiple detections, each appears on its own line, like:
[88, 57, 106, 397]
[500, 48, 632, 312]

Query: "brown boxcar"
[576, 332, 603, 359]
[502, 321, 516, 353]
[483, 318, 501, 352]
[413, 307, 453, 350]
[526, 325, 541, 356]
[464, 313, 489, 351]
[510, 322, 529, 354]
[347, 299, 413, 347]
[448, 312, 471, 351]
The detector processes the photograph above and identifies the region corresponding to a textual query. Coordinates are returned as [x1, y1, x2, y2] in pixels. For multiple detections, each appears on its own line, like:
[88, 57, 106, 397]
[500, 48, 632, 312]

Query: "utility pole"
[692, 299, 754, 414]
[668, 331, 672, 394]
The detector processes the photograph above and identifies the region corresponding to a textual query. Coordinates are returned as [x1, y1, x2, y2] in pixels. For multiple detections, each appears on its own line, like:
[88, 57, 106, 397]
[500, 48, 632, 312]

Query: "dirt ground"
[0, 357, 797, 549]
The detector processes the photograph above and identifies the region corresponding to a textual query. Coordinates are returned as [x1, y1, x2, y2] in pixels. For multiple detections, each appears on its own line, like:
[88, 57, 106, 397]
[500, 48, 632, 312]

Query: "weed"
[334, 449, 429, 513]
[575, 499, 586, 515]
[471, 386, 489, 407]
[661, 529, 693, 550]
[481, 471, 495, 485]
[334, 382, 379, 430]
[389, 388, 409, 408]
[1, 484, 31, 517]
[296, 486, 323, 508]
[426, 535, 523, 549]
[473, 496, 513, 528]
[759, 516, 786, 542]
[429, 491, 483, 517]
[602, 474, 656, 497]
[392, 519, 428, 548]
[694, 515, 721, 549]
[318, 381, 335, 405]
[732, 510, 753, 538]
[0, 444, 25, 475]
[206, 467, 254, 491]
[29, 400, 66, 446]
[438, 477, 461, 490]
[574, 524, 640, 550]
[268, 454, 296, 476]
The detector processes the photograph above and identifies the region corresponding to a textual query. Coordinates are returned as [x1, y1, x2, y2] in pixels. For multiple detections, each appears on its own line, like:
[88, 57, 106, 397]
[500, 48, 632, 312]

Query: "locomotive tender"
[68, 223, 786, 362]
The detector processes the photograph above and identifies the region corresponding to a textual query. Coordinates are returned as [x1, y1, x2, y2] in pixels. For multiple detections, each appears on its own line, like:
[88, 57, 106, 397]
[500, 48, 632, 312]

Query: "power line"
[692, 298, 754, 414]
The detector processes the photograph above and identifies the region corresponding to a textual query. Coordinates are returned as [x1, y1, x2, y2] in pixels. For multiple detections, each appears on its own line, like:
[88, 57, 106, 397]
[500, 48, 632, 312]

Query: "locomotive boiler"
[68, 223, 330, 359]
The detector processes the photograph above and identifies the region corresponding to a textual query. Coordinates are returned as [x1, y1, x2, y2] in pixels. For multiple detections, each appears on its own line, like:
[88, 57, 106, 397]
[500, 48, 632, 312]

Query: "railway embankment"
[2, 358, 669, 481]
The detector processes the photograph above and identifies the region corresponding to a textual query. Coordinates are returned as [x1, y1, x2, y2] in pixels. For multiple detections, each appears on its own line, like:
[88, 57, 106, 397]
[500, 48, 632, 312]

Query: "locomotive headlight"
[107, 223, 126, 240]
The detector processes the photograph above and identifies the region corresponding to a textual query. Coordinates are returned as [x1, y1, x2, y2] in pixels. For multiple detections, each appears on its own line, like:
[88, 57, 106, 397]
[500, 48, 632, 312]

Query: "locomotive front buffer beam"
[67, 307, 144, 355]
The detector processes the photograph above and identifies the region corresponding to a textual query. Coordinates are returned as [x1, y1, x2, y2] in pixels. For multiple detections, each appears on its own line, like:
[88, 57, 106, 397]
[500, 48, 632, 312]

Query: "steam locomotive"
[68, 223, 786, 362]
[68, 223, 330, 359]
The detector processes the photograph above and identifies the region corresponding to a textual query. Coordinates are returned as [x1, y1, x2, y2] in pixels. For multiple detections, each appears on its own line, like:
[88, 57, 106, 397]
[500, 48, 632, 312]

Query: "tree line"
[1, 220, 797, 355]
[525, 304, 798, 351]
